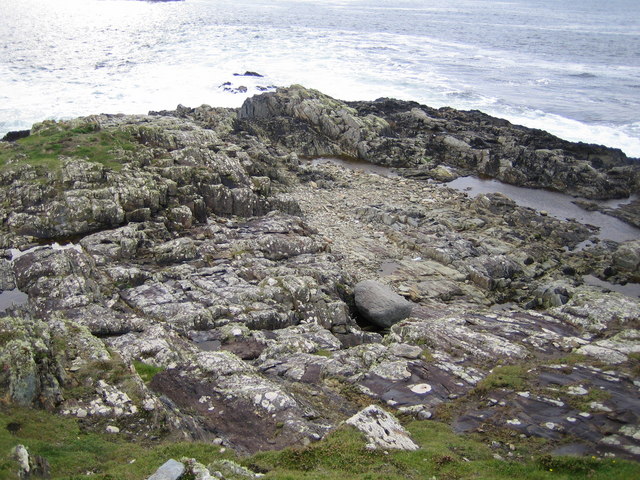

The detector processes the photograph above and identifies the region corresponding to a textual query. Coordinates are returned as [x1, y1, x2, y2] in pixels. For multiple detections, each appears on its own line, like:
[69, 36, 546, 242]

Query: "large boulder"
[354, 280, 412, 328]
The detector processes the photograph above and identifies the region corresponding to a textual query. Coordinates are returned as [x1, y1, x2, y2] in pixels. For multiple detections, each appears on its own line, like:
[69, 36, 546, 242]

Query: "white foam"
[491, 110, 640, 158]
[1, 0, 639, 161]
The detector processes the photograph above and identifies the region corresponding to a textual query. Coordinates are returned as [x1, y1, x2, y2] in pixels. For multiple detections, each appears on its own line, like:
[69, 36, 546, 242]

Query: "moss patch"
[564, 387, 612, 412]
[474, 365, 529, 395]
[0, 121, 137, 172]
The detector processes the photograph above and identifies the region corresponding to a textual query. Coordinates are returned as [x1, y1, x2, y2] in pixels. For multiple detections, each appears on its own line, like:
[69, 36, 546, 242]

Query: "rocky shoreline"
[1, 86, 639, 476]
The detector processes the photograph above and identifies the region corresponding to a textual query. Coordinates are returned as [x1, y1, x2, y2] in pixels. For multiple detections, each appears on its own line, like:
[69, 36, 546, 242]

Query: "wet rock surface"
[1, 86, 639, 460]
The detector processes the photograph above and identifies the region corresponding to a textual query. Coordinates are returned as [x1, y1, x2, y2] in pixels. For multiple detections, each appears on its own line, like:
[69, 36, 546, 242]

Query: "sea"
[1, 0, 639, 158]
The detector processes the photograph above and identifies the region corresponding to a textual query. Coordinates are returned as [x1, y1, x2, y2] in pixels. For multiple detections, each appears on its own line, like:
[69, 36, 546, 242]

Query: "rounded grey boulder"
[354, 280, 413, 328]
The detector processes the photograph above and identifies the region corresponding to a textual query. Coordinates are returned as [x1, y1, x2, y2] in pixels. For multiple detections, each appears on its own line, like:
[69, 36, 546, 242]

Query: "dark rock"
[1, 129, 30, 142]
[234, 71, 264, 77]
[239, 86, 638, 200]
[221, 339, 266, 360]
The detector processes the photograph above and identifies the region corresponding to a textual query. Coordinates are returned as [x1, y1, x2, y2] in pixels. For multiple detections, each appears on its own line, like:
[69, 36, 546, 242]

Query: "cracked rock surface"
[1, 86, 639, 459]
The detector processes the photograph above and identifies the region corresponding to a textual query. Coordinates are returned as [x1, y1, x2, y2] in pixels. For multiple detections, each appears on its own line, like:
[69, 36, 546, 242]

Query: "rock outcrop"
[239, 85, 639, 202]
[1, 86, 639, 464]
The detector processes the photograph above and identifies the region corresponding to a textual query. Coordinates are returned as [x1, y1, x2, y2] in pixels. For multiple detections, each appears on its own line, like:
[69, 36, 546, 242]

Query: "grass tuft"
[133, 361, 165, 384]
[474, 365, 529, 395]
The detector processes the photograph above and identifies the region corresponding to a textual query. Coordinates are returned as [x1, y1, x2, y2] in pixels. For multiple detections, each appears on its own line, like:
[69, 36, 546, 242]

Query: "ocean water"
[1, 0, 639, 157]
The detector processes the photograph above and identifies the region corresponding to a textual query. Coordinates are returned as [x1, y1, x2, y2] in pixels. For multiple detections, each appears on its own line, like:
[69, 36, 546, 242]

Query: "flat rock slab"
[354, 280, 413, 328]
[147, 459, 185, 480]
[346, 404, 418, 451]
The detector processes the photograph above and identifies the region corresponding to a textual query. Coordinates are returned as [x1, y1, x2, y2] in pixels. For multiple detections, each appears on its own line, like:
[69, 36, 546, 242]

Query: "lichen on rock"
[0, 87, 639, 464]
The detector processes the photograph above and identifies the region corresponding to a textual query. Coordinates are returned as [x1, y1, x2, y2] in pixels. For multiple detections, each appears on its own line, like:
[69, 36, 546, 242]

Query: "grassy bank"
[0, 121, 136, 172]
[2, 406, 638, 480]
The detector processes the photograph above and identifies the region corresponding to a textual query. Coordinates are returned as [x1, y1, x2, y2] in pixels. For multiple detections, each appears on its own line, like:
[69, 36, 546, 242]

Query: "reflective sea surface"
[1, 0, 639, 156]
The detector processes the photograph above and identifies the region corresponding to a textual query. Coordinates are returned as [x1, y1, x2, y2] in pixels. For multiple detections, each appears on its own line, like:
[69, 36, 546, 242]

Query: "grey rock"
[9, 443, 51, 480]
[154, 237, 198, 264]
[11, 445, 30, 477]
[354, 280, 412, 328]
[147, 459, 185, 480]
[531, 281, 572, 308]
[1, 88, 639, 461]
[240, 86, 637, 199]
[613, 239, 640, 275]
[345, 405, 418, 451]
[207, 459, 261, 479]
[80, 224, 148, 265]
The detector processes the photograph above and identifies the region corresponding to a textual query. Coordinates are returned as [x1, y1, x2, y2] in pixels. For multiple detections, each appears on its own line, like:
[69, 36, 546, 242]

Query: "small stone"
[390, 343, 423, 359]
[600, 436, 622, 447]
[106, 425, 120, 434]
[589, 402, 612, 412]
[620, 425, 640, 441]
[418, 410, 433, 420]
[409, 383, 432, 394]
[567, 385, 589, 395]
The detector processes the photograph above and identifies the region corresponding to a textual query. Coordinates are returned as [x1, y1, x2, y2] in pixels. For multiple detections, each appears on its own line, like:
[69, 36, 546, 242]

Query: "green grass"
[420, 349, 435, 362]
[248, 421, 640, 480]
[628, 352, 640, 377]
[554, 353, 590, 365]
[0, 406, 232, 480]
[474, 365, 529, 395]
[564, 387, 612, 412]
[0, 121, 137, 172]
[312, 349, 333, 357]
[133, 361, 165, 384]
[1, 406, 639, 480]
